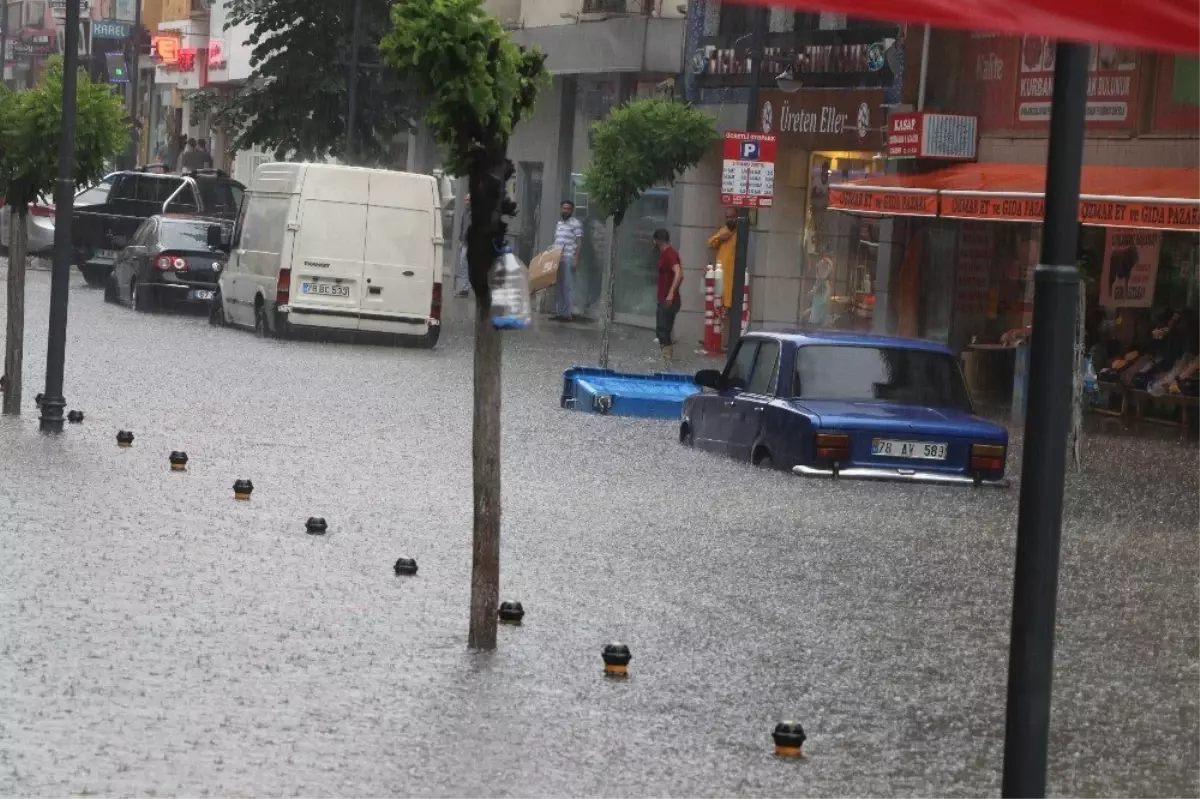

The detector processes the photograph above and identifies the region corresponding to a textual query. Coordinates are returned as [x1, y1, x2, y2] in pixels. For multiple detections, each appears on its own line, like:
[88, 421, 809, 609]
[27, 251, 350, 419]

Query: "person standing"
[197, 139, 214, 169]
[653, 228, 683, 362]
[552, 200, 583, 321]
[707, 208, 738, 348]
[180, 138, 206, 172]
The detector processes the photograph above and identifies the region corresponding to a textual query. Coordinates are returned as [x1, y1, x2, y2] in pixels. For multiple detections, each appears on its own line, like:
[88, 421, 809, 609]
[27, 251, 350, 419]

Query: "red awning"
[730, 0, 1199, 54]
[828, 164, 1200, 231]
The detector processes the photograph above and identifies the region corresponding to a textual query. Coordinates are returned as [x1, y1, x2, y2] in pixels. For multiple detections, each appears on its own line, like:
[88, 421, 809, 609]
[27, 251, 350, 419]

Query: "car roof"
[744, 330, 956, 356]
[153, 213, 230, 224]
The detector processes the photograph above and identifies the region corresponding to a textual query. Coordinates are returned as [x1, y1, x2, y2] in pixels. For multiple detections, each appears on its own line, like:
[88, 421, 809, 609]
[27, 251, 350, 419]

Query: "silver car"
[0, 177, 115, 256]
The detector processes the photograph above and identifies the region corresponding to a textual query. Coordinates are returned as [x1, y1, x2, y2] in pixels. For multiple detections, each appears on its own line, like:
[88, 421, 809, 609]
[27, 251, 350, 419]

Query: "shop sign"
[1100, 229, 1162, 308]
[828, 186, 937, 216]
[177, 47, 197, 72]
[940, 192, 1200, 231]
[92, 21, 132, 40]
[720, 131, 776, 208]
[887, 112, 977, 160]
[152, 34, 181, 64]
[49, 0, 90, 17]
[1152, 55, 1200, 132]
[207, 39, 226, 69]
[961, 34, 1020, 133]
[1015, 37, 1140, 129]
[8, 30, 55, 58]
[690, 24, 901, 91]
[758, 88, 886, 151]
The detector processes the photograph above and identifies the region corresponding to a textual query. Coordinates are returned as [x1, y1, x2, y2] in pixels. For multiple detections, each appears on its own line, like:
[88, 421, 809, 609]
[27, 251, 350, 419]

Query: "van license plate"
[301, 282, 350, 297]
[872, 439, 947, 460]
[189, 290, 214, 301]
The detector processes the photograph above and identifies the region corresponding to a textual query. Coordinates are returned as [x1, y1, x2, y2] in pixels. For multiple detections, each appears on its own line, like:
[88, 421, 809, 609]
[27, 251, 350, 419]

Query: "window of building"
[717, 2, 750, 34]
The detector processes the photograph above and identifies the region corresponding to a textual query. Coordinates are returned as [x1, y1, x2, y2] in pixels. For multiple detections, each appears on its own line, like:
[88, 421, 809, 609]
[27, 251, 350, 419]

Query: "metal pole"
[124, 0, 143, 168]
[917, 24, 930, 111]
[345, 0, 363, 163]
[1001, 41, 1089, 798]
[726, 5, 766, 349]
[38, 0, 80, 433]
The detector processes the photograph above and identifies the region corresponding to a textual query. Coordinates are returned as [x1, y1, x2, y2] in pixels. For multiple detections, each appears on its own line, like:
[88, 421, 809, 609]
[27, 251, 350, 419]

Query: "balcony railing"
[580, 0, 657, 15]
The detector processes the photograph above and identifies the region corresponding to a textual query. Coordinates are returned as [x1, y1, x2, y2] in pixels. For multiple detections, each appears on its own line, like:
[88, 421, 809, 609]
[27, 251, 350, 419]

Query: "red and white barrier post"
[741, 281, 751, 333]
[701, 265, 722, 355]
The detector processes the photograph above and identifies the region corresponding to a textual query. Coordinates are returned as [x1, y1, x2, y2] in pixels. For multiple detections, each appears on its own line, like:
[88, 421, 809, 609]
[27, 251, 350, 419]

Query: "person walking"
[706, 208, 738, 349]
[552, 200, 583, 321]
[653, 228, 683, 363]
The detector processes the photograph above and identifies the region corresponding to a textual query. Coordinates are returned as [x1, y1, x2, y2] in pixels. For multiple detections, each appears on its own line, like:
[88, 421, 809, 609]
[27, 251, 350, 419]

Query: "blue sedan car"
[680, 331, 1009, 486]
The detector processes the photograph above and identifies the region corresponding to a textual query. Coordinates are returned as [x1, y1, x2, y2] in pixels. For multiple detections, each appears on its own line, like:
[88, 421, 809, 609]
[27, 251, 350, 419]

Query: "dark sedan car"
[104, 215, 230, 312]
[681, 331, 1010, 487]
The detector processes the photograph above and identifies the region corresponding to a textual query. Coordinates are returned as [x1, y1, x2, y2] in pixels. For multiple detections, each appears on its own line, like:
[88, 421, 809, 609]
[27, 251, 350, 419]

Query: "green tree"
[582, 99, 717, 367]
[380, 0, 546, 650]
[0, 61, 127, 416]
[194, 0, 412, 163]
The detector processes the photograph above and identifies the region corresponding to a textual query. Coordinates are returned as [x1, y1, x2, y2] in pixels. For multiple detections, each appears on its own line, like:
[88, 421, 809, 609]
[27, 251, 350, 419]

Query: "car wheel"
[754, 448, 774, 469]
[254, 302, 270, 338]
[103, 271, 119, 304]
[80, 264, 110, 288]
[131, 278, 153, 312]
[209, 293, 227, 327]
[679, 423, 694, 447]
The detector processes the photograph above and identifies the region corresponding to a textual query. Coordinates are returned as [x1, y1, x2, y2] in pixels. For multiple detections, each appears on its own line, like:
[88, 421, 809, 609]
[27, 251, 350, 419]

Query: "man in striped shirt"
[552, 200, 583, 321]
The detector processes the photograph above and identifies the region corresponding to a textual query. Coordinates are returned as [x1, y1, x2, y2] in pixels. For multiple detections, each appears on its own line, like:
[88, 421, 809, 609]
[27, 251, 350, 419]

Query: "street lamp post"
[1001, 41, 1089, 799]
[38, 0, 80, 433]
[726, 5, 767, 350]
[345, 0, 364, 163]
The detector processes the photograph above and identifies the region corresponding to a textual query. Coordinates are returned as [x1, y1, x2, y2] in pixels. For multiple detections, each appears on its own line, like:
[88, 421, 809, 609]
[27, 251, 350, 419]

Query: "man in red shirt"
[653, 228, 683, 363]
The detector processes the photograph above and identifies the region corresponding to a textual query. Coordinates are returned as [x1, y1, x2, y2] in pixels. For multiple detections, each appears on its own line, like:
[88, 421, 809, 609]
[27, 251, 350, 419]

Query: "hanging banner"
[939, 192, 1200, 230]
[1100, 228, 1162, 308]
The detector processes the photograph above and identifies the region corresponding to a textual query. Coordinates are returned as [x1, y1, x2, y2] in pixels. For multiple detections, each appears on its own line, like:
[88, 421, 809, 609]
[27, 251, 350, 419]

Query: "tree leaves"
[582, 98, 718, 225]
[191, 0, 414, 164]
[0, 60, 128, 211]
[379, 0, 547, 178]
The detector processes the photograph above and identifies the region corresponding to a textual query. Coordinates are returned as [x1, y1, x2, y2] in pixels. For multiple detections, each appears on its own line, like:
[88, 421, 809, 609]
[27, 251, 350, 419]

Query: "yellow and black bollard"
[602, 642, 631, 677]
[233, 479, 253, 500]
[169, 451, 188, 471]
[772, 721, 806, 757]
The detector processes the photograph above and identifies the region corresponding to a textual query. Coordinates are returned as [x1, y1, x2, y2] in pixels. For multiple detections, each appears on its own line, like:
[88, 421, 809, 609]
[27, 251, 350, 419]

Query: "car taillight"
[276, 268, 291, 304]
[30, 204, 54, 217]
[431, 282, 442, 320]
[815, 433, 850, 460]
[154, 254, 188, 271]
[970, 443, 1006, 471]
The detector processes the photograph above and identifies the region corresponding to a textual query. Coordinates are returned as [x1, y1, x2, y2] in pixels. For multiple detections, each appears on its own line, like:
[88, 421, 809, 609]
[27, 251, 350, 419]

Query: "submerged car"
[681, 331, 1009, 486]
[105, 214, 230, 312]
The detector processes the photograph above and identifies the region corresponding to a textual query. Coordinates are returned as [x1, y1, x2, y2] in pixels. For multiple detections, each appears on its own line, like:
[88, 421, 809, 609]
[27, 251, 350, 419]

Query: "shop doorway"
[514, 162, 543, 266]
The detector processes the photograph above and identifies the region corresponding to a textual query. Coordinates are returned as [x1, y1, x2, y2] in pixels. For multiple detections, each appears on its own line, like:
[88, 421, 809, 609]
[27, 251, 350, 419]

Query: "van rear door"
[359, 172, 437, 333]
[290, 173, 368, 329]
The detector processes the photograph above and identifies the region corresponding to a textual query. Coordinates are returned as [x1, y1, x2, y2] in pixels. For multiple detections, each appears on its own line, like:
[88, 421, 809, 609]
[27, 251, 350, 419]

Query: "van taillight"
[431, 282, 443, 320]
[276, 268, 291, 304]
[815, 433, 850, 460]
[970, 443, 1006, 472]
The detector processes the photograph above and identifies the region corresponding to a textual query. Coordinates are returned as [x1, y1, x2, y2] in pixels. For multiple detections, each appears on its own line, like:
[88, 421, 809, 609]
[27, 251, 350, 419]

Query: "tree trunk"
[598, 216, 621, 369]
[3, 209, 27, 416]
[467, 295, 503, 650]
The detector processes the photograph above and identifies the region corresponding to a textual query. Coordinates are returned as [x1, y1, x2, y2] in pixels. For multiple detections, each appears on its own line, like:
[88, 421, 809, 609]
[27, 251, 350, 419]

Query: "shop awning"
[828, 164, 1200, 231]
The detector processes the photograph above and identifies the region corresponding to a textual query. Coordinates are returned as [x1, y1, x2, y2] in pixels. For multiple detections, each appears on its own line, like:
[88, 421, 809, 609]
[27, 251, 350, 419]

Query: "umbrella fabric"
[728, 0, 1200, 54]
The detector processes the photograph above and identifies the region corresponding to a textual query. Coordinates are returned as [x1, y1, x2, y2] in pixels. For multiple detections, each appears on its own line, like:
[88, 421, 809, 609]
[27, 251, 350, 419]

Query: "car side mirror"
[694, 369, 723, 390]
[206, 224, 227, 252]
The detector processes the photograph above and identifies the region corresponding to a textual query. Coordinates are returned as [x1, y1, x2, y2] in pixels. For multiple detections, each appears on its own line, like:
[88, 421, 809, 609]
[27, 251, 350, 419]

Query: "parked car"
[681, 331, 1010, 486]
[104, 214, 230, 313]
[212, 161, 442, 348]
[73, 168, 244, 288]
[0, 177, 116, 256]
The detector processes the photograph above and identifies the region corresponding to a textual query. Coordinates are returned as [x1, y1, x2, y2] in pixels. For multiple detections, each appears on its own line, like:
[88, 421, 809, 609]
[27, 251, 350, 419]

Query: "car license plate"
[872, 439, 947, 460]
[189, 290, 214, 302]
[301, 282, 350, 297]
[95, 249, 117, 261]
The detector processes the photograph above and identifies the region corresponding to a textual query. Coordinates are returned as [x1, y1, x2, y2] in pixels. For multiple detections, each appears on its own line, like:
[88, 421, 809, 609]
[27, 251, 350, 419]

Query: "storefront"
[827, 162, 1200, 424]
[756, 87, 888, 330]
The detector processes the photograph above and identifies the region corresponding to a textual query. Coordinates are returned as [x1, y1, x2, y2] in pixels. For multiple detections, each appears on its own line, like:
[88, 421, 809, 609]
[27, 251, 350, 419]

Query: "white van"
[215, 162, 444, 347]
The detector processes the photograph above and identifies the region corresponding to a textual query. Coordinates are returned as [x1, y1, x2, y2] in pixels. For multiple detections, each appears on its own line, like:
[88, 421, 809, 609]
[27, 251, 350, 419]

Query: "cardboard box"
[528, 246, 561, 294]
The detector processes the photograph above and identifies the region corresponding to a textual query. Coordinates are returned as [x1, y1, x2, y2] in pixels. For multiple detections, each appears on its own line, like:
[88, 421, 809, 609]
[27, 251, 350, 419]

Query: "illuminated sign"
[151, 34, 180, 64]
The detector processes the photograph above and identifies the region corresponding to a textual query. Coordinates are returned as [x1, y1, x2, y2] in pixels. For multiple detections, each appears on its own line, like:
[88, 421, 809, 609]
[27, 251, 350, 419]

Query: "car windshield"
[792, 344, 972, 411]
[159, 221, 218, 251]
[195, 181, 244, 215]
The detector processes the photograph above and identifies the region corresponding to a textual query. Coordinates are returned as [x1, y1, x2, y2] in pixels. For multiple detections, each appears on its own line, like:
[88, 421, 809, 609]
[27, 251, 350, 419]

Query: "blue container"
[560, 367, 699, 420]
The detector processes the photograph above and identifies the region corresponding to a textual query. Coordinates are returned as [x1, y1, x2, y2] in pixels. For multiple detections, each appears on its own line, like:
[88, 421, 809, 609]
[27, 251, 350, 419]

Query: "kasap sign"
[1101, 228, 1162, 308]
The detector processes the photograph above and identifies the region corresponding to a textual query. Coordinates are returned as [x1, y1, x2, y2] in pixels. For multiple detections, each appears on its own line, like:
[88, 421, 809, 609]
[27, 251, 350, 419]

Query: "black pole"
[345, 0, 363, 163]
[38, 0, 80, 433]
[1001, 41, 1089, 798]
[727, 6, 766, 350]
[124, 0, 143, 168]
